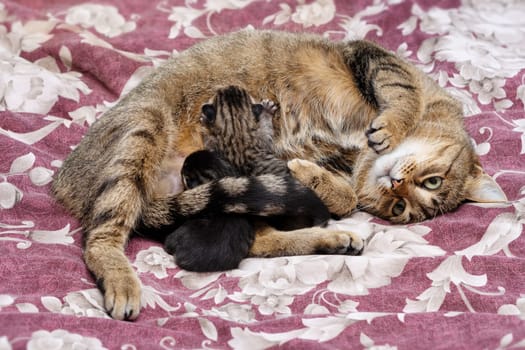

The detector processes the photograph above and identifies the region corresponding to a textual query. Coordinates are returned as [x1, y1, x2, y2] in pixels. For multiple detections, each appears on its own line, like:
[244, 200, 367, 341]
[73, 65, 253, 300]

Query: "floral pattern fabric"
[1, 0, 525, 349]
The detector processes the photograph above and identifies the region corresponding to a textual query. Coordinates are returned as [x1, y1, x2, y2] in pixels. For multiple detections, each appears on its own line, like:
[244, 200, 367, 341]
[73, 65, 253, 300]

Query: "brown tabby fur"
[52, 30, 506, 320]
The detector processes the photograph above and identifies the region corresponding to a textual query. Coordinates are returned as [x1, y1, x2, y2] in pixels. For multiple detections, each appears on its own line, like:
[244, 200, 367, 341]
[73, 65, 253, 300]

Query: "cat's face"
[355, 132, 507, 223]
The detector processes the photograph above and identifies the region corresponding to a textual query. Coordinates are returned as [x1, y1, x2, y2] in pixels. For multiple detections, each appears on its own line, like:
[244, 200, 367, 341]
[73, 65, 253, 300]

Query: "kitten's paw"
[315, 231, 364, 255]
[261, 99, 278, 114]
[99, 269, 142, 321]
[288, 158, 323, 186]
[366, 115, 399, 154]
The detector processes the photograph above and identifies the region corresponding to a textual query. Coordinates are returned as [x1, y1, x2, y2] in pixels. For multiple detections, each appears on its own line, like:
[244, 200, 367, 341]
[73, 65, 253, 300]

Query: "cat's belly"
[275, 129, 368, 160]
[340, 131, 368, 149]
[157, 153, 186, 196]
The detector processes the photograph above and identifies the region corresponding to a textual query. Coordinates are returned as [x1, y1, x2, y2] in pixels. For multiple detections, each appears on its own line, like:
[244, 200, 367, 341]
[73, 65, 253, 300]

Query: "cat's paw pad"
[315, 231, 364, 255]
[288, 158, 323, 186]
[366, 115, 398, 154]
[99, 270, 142, 321]
[261, 99, 278, 114]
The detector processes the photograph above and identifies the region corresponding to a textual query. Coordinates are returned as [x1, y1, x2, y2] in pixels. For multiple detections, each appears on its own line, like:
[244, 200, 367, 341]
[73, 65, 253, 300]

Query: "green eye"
[392, 199, 406, 216]
[423, 176, 443, 190]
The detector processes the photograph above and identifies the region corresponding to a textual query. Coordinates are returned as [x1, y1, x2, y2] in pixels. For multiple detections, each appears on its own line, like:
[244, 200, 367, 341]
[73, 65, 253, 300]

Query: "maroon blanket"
[1, 1, 525, 349]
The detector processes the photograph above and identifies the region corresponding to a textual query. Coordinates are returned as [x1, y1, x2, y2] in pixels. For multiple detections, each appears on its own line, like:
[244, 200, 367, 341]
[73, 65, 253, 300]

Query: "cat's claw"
[366, 114, 399, 154]
[99, 270, 142, 321]
[315, 231, 364, 255]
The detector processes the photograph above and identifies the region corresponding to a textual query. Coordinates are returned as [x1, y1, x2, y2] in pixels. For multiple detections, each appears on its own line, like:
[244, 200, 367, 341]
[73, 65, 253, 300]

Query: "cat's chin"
[376, 175, 392, 188]
[370, 153, 398, 182]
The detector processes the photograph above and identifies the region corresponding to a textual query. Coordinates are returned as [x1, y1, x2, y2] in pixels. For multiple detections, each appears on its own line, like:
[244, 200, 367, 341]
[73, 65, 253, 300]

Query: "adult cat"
[52, 30, 506, 320]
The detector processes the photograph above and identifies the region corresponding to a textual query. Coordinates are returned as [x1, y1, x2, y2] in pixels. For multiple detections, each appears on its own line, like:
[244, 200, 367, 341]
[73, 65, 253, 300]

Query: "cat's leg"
[288, 159, 357, 218]
[84, 180, 144, 321]
[82, 111, 178, 321]
[344, 41, 422, 153]
[249, 223, 363, 257]
[85, 230, 141, 321]
[87, 191, 179, 321]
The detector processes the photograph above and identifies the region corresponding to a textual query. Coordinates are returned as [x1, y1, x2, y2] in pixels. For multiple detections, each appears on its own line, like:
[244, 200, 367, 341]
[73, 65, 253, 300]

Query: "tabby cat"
[52, 30, 507, 320]
[165, 86, 332, 272]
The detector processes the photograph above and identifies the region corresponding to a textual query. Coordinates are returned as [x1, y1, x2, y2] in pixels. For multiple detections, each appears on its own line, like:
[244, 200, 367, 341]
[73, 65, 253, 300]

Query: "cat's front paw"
[98, 268, 142, 321]
[366, 114, 400, 154]
[315, 231, 364, 256]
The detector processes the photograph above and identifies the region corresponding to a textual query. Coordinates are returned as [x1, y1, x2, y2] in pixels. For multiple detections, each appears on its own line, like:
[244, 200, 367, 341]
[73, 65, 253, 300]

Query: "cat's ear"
[464, 166, 507, 203]
[200, 104, 216, 124]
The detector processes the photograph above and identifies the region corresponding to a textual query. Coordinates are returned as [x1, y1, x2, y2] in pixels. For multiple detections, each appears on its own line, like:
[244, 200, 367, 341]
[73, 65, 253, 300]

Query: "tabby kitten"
[165, 86, 331, 272]
[53, 30, 506, 320]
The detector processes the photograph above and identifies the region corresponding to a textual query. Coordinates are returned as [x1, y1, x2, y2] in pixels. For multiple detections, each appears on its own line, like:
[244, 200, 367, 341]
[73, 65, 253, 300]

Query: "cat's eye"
[422, 176, 443, 190]
[392, 199, 406, 216]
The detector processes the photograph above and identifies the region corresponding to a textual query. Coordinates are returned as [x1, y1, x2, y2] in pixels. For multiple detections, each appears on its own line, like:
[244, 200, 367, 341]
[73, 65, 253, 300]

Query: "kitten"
[53, 30, 506, 320]
[165, 86, 333, 272]
[165, 148, 255, 272]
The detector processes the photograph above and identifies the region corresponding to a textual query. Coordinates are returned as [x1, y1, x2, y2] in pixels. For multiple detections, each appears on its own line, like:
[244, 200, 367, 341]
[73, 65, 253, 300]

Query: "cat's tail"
[169, 174, 330, 227]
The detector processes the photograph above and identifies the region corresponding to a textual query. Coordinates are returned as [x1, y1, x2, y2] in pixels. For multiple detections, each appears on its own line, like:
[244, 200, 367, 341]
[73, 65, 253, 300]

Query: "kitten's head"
[355, 125, 507, 223]
[200, 85, 268, 149]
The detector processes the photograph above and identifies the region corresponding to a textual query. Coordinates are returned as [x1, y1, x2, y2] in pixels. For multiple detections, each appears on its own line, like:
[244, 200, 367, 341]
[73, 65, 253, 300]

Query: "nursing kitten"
[166, 149, 254, 272]
[53, 30, 506, 320]
[165, 86, 331, 272]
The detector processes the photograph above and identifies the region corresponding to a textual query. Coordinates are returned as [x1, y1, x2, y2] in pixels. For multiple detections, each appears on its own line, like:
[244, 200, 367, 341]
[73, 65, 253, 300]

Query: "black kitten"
[164, 150, 256, 272]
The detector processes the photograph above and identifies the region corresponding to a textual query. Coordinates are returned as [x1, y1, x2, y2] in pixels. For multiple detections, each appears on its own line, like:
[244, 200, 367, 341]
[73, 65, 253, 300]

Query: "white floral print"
[232, 257, 328, 298]
[0, 336, 12, 350]
[64, 4, 136, 38]
[0, 295, 14, 309]
[251, 294, 294, 315]
[133, 246, 176, 279]
[469, 77, 506, 105]
[498, 296, 525, 319]
[26, 330, 107, 350]
[0, 56, 91, 114]
[290, 0, 335, 28]
[42, 289, 109, 319]
[404, 255, 489, 313]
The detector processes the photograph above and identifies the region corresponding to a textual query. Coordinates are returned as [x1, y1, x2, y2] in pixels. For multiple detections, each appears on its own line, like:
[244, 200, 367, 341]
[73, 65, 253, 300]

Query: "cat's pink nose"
[391, 178, 403, 190]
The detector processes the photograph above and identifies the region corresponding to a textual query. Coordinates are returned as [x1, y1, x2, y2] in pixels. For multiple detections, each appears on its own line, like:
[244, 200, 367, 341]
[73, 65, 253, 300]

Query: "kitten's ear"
[252, 104, 264, 121]
[201, 104, 216, 124]
[465, 166, 507, 203]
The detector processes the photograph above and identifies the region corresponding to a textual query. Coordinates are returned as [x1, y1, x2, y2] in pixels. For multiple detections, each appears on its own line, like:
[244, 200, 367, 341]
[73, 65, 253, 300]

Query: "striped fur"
[52, 30, 505, 320]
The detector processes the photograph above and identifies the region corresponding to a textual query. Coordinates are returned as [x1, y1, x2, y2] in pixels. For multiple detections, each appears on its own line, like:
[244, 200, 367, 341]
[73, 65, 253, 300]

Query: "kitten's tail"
[170, 174, 330, 227]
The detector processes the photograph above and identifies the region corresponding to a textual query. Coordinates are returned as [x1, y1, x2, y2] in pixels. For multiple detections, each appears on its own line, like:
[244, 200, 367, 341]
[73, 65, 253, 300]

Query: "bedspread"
[1, 1, 525, 349]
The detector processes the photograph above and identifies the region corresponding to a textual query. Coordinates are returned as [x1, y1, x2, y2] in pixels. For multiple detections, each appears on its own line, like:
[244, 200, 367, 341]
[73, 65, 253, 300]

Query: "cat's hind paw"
[315, 231, 364, 256]
[289, 158, 357, 218]
[98, 269, 142, 321]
